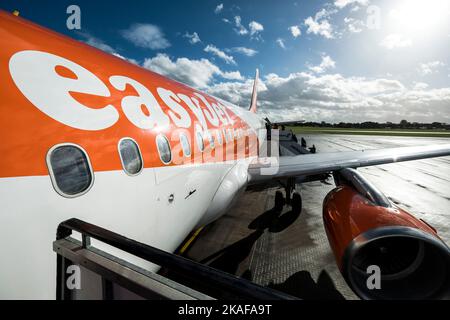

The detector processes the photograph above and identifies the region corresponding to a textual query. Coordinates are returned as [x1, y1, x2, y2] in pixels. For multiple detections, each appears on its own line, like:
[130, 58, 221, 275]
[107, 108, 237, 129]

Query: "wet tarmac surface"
[183, 134, 450, 300]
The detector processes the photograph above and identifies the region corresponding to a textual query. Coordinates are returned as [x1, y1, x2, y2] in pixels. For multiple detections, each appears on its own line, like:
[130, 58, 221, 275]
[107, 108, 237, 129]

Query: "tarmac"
[183, 134, 450, 300]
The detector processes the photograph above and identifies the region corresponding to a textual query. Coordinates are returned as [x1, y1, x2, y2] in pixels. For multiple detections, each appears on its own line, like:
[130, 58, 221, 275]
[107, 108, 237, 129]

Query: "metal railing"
[55, 218, 297, 300]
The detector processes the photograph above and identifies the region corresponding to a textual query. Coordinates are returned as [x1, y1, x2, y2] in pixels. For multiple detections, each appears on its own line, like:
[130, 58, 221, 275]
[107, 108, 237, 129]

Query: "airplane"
[0, 10, 449, 300]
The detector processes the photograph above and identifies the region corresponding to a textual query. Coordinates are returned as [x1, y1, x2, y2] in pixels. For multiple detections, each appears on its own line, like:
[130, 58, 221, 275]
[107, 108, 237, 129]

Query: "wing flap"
[248, 144, 450, 184]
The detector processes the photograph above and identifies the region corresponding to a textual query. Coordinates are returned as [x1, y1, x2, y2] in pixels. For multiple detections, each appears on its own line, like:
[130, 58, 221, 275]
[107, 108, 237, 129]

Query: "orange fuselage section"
[0, 11, 259, 179]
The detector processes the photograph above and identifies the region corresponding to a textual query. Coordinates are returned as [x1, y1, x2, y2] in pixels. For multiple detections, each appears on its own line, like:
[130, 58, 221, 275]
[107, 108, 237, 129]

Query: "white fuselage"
[0, 107, 265, 299]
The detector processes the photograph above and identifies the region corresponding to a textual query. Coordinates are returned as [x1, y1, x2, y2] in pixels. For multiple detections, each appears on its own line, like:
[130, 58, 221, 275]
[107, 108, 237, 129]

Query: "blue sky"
[1, 0, 450, 123]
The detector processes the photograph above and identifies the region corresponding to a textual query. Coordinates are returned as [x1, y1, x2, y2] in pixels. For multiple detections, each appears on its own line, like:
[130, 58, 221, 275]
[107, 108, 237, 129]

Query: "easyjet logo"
[8, 50, 236, 132]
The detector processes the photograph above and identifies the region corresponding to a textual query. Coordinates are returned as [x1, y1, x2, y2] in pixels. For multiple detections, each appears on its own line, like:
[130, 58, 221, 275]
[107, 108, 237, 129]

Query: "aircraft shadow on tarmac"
[198, 191, 345, 300]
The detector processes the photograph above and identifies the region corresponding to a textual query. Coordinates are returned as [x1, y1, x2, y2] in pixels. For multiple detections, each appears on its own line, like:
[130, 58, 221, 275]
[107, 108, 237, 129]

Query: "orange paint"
[0, 11, 259, 178]
[322, 186, 439, 268]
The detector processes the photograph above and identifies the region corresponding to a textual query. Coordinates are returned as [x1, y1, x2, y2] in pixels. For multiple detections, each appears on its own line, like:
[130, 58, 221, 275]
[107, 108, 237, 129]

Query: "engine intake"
[323, 169, 450, 300]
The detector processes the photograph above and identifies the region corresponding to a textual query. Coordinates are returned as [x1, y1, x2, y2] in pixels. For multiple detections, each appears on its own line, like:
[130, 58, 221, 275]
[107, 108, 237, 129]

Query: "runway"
[183, 134, 450, 300]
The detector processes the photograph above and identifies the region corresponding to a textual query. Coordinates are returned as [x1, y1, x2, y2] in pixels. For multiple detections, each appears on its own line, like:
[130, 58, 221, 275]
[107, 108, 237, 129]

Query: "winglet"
[249, 68, 259, 113]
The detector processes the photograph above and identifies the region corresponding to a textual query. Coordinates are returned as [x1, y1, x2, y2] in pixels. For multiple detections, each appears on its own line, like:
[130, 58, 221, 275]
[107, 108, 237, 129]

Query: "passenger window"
[223, 129, 228, 143]
[216, 130, 223, 145]
[118, 138, 143, 175]
[196, 131, 204, 151]
[156, 134, 172, 164]
[179, 133, 191, 157]
[47, 144, 93, 197]
[208, 131, 215, 149]
[228, 129, 233, 142]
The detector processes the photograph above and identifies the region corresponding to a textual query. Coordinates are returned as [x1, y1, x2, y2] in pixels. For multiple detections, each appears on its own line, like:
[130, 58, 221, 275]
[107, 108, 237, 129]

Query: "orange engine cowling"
[323, 169, 450, 300]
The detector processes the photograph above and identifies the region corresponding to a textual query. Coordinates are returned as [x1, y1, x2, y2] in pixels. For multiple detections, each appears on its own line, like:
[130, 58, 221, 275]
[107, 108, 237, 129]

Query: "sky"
[1, 0, 450, 123]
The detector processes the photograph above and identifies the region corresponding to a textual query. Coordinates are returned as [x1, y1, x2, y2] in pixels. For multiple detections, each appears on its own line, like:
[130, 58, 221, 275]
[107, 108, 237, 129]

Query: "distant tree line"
[297, 120, 450, 130]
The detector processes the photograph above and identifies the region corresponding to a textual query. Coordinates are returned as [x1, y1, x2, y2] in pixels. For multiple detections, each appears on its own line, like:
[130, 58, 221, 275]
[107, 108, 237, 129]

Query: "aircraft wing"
[248, 144, 450, 184]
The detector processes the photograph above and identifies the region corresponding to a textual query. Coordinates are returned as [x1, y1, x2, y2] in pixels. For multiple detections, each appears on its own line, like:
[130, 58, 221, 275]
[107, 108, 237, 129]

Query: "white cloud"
[344, 17, 365, 33]
[249, 21, 264, 37]
[111, 53, 139, 65]
[230, 47, 258, 57]
[289, 25, 302, 38]
[221, 71, 244, 81]
[233, 17, 263, 39]
[276, 38, 286, 49]
[183, 32, 201, 44]
[413, 82, 429, 90]
[222, 18, 230, 23]
[418, 61, 446, 76]
[121, 23, 170, 50]
[204, 44, 236, 65]
[215, 3, 223, 14]
[316, 7, 337, 19]
[79, 33, 115, 53]
[234, 16, 248, 35]
[112, 53, 126, 59]
[78, 33, 138, 64]
[334, 0, 369, 9]
[142, 53, 243, 89]
[380, 34, 412, 49]
[309, 55, 336, 73]
[141, 53, 450, 123]
[208, 71, 450, 123]
[143, 54, 217, 88]
[304, 9, 335, 39]
[207, 78, 267, 106]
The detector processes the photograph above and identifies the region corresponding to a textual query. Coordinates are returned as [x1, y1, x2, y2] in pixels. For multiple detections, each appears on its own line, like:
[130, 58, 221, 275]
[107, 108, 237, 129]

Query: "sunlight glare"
[389, 0, 450, 35]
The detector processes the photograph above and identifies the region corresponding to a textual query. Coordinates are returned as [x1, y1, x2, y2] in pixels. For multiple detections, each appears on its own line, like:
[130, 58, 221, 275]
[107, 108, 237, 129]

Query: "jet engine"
[323, 168, 450, 300]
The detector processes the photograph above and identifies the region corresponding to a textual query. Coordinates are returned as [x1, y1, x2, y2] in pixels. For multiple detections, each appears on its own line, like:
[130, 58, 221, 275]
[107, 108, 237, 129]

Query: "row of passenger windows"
[47, 129, 249, 198]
